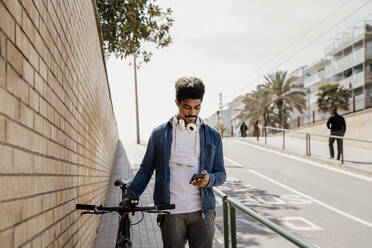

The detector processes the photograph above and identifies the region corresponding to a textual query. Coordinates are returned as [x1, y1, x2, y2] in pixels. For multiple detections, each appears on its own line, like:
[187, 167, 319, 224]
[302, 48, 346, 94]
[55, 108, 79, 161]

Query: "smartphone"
[189, 173, 205, 184]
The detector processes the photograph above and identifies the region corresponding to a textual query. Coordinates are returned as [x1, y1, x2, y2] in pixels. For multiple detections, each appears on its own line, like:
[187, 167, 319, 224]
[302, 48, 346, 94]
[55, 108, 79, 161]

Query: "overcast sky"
[106, 0, 372, 143]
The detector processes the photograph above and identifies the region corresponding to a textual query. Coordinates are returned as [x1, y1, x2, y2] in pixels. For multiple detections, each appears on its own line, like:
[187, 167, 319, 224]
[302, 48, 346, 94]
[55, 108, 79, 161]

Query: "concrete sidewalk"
[235, 136, 372, 176]
[94, 141, 162, 248]
[95, 141, 224, 247]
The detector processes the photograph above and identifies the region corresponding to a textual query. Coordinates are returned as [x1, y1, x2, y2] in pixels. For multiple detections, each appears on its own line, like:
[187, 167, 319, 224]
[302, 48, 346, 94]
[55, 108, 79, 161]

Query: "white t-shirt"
[168, 117, 202, 214]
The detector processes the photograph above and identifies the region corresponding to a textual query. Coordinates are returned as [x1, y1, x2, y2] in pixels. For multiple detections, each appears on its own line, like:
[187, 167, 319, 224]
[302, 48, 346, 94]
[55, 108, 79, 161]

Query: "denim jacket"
[127, 117, 226, 214]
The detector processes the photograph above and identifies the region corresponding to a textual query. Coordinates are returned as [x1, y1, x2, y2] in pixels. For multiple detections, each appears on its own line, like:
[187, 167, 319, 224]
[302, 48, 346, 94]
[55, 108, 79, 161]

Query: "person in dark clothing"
[327, 108, 346, 160]
[240, 122, 248, 137]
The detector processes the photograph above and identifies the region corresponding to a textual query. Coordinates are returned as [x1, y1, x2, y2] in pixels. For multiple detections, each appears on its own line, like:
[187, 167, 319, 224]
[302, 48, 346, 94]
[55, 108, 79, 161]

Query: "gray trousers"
[329, 130, 344, 158]
[157, 210, 215, 248]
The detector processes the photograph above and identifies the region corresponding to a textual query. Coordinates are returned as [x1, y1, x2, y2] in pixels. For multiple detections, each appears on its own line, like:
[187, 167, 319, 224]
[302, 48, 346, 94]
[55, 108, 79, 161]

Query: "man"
[126, 77, 226, 248]
[327, 107, 346, 160]
[240, 122, 248, 137]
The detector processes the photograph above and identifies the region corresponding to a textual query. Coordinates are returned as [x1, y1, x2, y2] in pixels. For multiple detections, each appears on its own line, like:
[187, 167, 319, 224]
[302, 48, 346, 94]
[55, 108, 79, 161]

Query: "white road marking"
[224, 156, 243, 167]
[223, 156, 372, 229]
[279, 217, 323, 231]
[253, 167, 372, 229]
[229, 140, 372, 183]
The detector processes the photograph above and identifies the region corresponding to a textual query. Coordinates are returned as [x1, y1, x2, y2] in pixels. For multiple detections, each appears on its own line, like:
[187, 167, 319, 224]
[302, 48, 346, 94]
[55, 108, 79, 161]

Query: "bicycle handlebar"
[76, 203, 175, 214]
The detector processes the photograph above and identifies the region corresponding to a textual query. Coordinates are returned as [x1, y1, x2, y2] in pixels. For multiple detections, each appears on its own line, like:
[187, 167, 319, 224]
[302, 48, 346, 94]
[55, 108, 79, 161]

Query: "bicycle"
[76, 179, 175, 248]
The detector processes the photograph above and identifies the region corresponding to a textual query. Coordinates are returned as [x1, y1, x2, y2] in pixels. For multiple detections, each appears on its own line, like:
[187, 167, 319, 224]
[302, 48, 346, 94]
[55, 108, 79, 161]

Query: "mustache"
[185, 115, 197, 118]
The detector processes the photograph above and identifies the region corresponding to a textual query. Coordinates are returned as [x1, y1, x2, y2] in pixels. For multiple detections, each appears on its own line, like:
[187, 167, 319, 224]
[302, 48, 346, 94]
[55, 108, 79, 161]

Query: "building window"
[353, 64, 363, 74]
[343, 68, 352, 78]
[333, 73, 343, 81]
[354, 86, 364, 97]
[353, 40, 363, 52]
[366, 83, 372, 97]
[366, 39, 372, 57]
[344, 46, 352, 56]
[334, 51, 343, 61]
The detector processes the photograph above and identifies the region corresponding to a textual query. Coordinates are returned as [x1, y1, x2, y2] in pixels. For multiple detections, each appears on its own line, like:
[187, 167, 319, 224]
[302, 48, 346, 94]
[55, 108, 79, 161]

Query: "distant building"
[303, 58, 330, 123]
[324, 16, 372, 112]
[227, 95, 245, 137]
[287, 66, 308, 128]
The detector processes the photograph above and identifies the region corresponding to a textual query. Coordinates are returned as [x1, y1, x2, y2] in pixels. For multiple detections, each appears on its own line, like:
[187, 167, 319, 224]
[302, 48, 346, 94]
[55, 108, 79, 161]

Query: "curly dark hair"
[175, 77, 205, 103]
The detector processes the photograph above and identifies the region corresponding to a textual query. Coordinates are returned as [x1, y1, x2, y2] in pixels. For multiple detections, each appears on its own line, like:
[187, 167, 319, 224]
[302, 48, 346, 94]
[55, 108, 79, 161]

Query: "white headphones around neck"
[177, 119, 197, 133]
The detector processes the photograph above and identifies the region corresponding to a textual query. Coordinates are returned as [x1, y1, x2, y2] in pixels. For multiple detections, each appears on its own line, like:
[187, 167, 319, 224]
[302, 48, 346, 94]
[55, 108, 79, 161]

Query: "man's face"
[176, 98, 202, 124]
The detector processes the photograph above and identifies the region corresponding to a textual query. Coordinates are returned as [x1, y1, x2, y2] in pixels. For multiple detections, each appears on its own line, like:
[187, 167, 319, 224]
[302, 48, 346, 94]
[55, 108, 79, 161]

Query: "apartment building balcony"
[304, 72, 326, 87]
[325, 48, 364, 77]
[337, 71, 364, 89]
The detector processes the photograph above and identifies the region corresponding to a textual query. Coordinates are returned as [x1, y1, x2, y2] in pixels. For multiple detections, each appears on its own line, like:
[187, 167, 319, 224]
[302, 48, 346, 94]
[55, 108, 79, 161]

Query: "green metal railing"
[264, 126, 372, 164]
[214, 188, 316, 248]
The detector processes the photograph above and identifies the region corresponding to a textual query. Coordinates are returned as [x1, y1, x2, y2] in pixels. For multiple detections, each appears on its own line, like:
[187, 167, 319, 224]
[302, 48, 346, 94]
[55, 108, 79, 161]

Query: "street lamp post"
[134, 54, 141, 144]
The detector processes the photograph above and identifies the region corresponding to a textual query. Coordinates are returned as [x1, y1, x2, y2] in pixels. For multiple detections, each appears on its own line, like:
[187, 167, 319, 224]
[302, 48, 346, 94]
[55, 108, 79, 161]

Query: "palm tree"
[265, 71, 306, 128]
[236, 84, 277, 138]
[316, 83, 351, 113]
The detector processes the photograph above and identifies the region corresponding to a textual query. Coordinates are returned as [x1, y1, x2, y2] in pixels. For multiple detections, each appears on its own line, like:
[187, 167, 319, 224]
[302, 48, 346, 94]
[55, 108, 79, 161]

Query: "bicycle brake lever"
[81, 211, 94, 215]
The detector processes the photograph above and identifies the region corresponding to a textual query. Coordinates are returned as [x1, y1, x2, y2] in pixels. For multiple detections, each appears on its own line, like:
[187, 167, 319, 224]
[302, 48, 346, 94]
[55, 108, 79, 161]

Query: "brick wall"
[0, 0, 119, 247]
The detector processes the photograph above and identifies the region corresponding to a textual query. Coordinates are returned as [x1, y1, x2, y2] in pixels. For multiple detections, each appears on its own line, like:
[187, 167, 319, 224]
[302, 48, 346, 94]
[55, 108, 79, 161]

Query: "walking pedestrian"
[125, 77, 226, 248]
[327, 107, 346, 160]
[240, 122, 248, 137]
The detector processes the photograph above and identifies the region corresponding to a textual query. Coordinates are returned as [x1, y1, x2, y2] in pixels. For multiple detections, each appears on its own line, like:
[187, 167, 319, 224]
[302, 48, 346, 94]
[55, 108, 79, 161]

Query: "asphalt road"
[214, 139, 372, 248]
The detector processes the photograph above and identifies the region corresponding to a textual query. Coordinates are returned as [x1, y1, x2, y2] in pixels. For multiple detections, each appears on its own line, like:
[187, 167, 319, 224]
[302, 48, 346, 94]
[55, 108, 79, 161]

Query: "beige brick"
[29, 88, 40, 112]
[33, 155, 44, 173]
[22, 9, 35, 43]
[21, 195, 42, 220]
[40, 97, 48, 118]
[16, 24, 30, 59]
[34, 30, 44, 59]
[47, 104, 55, 123]
[0, 115, 5, 141]
[0, 198, 24, 227]
[6, 176, 38, 199]
[0, 174, 5, 201]
[34, 72, 44, 95]
[23, 58, 34, 86]
[0, 228, 13, 248]
[0, 30, 6, 57]
[14, 221, 28, 247]
[14, 149, 34, 173]
[0, 86, 20, 121]
[7, 120, 37, 152]
[33, 113, 42, 134]
[0, 144, 13, 173]
[7, 40, 23, 74]
[29, 43, 39, 71]
[39, 57, 47, 81]
[6, 64, 29, 103]
[0, 57, 5, 87]
[4, 0, 22, 24]
[36, 135, 48, 154]
[27, 216, 41, 239]
[32, 236, 42, 248]
[0, 4, 15, 42]
[20, 102, 34, 129]
[41, 229, 49, 248]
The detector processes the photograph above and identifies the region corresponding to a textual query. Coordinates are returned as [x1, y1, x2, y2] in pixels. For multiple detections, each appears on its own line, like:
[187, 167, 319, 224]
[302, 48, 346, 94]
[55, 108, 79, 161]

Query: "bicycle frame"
[115, 179, 132, 248]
